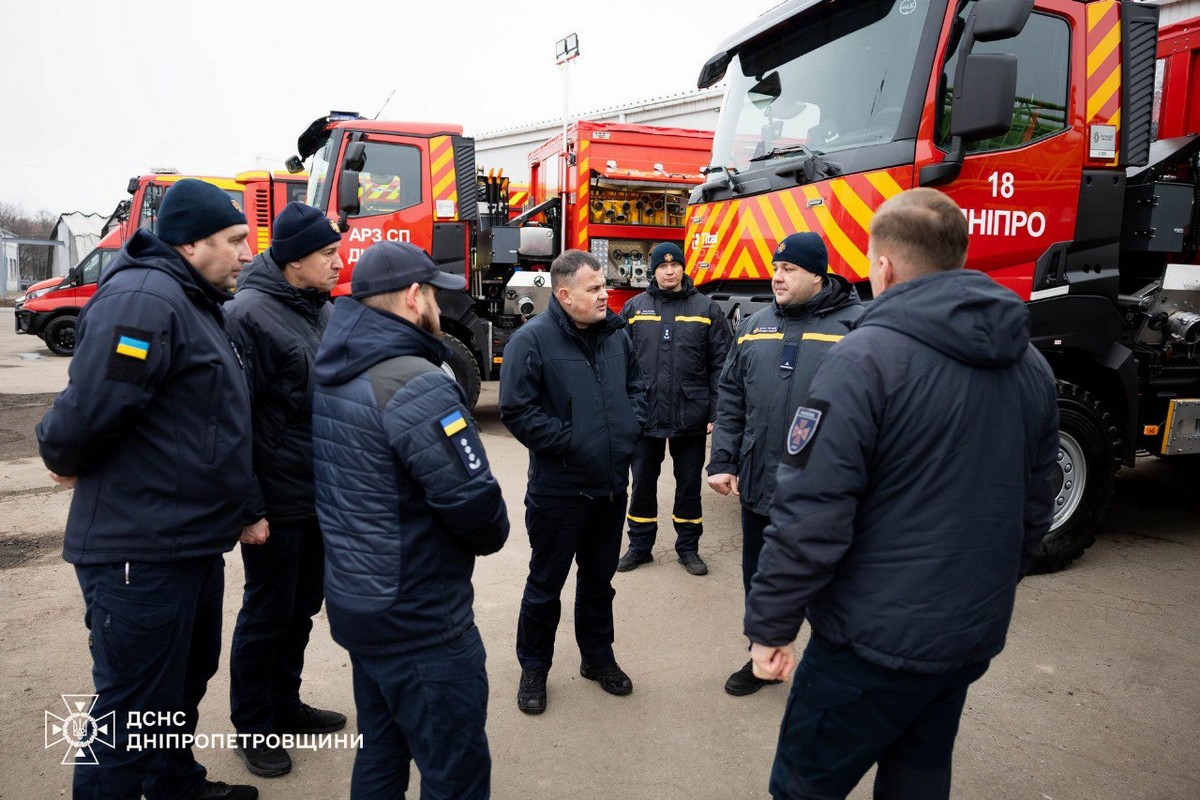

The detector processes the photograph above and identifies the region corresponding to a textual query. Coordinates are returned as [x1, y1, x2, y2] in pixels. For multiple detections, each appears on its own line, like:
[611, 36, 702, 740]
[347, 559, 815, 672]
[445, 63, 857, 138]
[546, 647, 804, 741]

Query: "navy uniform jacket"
[500, 297, 647, 498]
[620, 275, 730, 438]
[746, 270, 1059, 674]
[37, 229, 253, 564]
[708, 275, 863, 516]
[225, 249, 331, 524]
[312, 298, 508, 656]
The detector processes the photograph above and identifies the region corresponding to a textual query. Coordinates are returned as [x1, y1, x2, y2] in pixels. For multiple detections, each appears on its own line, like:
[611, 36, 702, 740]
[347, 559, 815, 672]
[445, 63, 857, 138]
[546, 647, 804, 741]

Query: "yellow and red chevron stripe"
[575, 139, 590, 250]
[1086, 1, 1122, 164]
[508, 183, 529, 216]
[430, 136, 459, 219]
[685, 167, 910, 285]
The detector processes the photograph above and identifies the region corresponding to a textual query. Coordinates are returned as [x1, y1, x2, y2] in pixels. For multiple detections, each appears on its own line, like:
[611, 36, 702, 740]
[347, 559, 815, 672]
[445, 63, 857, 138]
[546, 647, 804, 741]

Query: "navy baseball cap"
[351, 241, 466, 299]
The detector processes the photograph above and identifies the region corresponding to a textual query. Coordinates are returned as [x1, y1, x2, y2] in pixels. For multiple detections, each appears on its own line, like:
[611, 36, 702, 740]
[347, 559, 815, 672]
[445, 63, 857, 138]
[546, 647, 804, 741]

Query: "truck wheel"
[1030, 381, 1120, 574]
[43, 316, 78, 357]
[441, 332, 481, 411]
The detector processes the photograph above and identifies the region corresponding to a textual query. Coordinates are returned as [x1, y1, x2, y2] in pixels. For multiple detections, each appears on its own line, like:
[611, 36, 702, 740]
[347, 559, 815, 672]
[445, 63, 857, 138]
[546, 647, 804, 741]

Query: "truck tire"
[43, 315, 78, 357]
[441, 332, 481, 411]
[1030, 381, 1120, 574]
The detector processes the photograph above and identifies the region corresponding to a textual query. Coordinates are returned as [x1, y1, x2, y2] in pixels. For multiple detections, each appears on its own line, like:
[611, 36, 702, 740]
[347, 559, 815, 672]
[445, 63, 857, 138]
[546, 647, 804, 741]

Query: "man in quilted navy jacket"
[747, 190, 1059, 800]
[312, 241, 508, 800]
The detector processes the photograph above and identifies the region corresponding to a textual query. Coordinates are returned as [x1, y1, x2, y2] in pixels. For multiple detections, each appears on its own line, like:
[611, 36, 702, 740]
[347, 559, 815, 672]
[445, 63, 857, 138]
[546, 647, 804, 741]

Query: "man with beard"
[617, 242, 730, 576]
[312, 241, 508, 799]
[224, 202, 347, 778]
[500, 250, 647, 715]
[708, 232, 864, 697]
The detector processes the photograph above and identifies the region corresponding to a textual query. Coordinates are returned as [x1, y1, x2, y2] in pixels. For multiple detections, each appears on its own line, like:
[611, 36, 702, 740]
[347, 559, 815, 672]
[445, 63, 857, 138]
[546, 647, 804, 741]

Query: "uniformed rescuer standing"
[500, 249, 647, 715]
[312, 241, 509, 800]
[37, 178, 260, 800]
[617, 242, 730, 576]
[746, 189, 1060, 799]
[225, 202, 347, 779]
[707, 231, 863, 697]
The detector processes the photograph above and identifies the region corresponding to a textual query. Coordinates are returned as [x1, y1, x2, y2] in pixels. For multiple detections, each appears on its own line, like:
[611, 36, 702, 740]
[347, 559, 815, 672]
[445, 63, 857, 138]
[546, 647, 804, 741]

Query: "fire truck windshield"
[709, 0, 933, 172]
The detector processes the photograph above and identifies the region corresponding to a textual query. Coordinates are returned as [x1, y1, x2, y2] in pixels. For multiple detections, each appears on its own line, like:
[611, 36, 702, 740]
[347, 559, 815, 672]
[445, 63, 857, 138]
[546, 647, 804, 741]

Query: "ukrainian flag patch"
[106, 326, 155, 384]
[441, 410, 468, 437]
[115, 335, 150, 360]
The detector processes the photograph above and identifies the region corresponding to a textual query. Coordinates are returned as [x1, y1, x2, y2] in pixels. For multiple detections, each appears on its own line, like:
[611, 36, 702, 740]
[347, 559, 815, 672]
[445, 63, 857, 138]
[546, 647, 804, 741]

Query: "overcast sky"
[0, 0, 775, 218]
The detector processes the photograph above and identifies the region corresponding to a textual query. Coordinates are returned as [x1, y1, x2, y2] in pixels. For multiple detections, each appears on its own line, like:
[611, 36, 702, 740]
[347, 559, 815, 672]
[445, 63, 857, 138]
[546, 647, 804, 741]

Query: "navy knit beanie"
[270, 202, 342, 264]
[772, 232, 828, 274]
[156, 179, 247, 245]
[649, 242, 684, 271]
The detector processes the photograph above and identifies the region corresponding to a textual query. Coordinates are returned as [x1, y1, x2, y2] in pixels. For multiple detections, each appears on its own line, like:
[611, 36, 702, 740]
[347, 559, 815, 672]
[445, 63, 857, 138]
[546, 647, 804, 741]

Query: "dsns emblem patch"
[786, 406, 822, 455]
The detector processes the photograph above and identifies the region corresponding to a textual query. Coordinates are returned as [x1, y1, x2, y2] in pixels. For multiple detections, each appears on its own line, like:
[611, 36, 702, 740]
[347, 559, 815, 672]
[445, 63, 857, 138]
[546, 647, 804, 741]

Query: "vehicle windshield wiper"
[749, 143, 823, 162]
[749, 143, 839, 182]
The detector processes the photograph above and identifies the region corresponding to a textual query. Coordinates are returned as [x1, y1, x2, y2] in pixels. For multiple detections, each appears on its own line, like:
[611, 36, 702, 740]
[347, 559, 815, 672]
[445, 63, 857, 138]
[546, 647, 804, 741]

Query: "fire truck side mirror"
[337, 170, 361, 232]
[344, 141, 367, 172]
[971, 0, 1033, 42]
[950, 53, 1018, 143]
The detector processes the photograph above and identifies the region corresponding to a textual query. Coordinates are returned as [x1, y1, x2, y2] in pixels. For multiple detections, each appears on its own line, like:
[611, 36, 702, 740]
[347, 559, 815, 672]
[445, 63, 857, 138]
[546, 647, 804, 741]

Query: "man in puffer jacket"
[617, 242, 730, 576]
[747, 189, 1059, 799]
[708, 231, 863, 697]
[225, 202, 347, 779]
[312, 242, 508, 800]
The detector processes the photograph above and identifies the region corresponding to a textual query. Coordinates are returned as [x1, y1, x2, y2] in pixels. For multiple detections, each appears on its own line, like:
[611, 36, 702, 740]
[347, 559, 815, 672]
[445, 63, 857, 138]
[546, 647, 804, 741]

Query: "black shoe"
[678, 552, 709, 576]
[235, 742, 292, 778]
[196, 780, 259, 800]
[518, 668, 547, 715]
[580, 662, 633, 696]
[275, 703, 347, 734]
[616, 548, 653, 572]
[724, 659, 783, 697]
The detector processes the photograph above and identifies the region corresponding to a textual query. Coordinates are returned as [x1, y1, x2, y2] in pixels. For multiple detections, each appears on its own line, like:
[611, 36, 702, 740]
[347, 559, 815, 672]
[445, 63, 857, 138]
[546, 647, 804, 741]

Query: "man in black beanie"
[708, 231, 864, 697]
[617, 242, 730, 576]
[37, 178, 259, 799]
[224, 201, 346, 778]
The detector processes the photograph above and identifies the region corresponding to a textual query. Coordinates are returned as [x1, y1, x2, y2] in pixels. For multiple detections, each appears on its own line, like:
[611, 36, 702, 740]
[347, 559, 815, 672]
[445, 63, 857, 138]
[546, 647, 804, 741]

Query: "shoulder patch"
[786, 406, 822, 456]
[106, 326, 155, 384]
[438, 408, 487, 476]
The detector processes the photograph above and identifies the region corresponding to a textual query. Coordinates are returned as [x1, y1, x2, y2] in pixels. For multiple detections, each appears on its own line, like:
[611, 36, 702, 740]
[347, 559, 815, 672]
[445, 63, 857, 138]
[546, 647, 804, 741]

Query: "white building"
[470, 87, 723, 183]
[1, 228, 20, 296]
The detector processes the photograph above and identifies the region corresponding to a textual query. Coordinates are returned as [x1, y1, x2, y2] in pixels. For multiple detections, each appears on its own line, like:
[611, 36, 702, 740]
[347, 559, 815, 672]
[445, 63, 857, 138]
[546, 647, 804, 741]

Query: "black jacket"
[37, 229, 253, 564]
[746, 270, 1059, 674]
[499, 297, 647, 498]
[708, 275, 863, 515]
[225, 251, 331, 523]
[312, 298, 508, 656]
[620, 275, 730, 437]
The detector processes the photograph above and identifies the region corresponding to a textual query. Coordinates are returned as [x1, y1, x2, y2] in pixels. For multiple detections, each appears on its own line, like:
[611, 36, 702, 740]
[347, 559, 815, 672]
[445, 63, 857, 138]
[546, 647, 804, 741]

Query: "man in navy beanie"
[618, 242, 730, 576]
[224, 201, 346, 778]
[708, 230, 864, 697]
[38, 178, 260, 798]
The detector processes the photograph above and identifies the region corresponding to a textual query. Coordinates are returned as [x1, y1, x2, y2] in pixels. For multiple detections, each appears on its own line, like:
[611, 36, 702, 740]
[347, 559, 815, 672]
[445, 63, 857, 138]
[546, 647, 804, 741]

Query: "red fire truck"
[685, 0, 1199, 571]
[292, 115, 711, 406]
[14, 170, 306, 355]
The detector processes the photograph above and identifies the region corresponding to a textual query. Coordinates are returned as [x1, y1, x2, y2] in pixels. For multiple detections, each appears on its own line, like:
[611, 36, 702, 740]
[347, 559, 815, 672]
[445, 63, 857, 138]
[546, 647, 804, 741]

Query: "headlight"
[24, 287, 52, 301]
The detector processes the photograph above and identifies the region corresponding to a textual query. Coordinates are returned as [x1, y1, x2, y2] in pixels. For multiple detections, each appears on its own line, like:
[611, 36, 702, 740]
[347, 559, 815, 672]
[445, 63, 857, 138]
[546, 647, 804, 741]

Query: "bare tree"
[0, 202, 57, 282]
